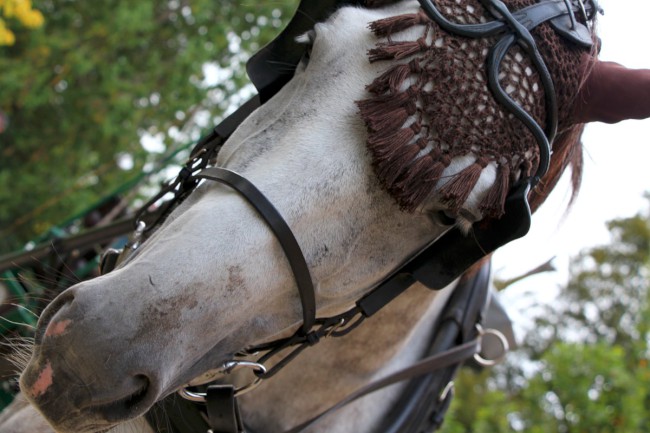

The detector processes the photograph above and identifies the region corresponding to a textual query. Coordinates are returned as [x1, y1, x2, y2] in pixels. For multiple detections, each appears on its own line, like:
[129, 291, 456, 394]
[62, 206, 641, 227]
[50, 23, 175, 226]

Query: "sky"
[493, 0, 650, 333]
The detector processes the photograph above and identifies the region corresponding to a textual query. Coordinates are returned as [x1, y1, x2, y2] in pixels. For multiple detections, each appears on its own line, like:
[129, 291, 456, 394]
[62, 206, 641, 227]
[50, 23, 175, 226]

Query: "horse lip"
[21, 372, 155, 432]
[81, 375, 150, 408]
[79, 374, 154, 422]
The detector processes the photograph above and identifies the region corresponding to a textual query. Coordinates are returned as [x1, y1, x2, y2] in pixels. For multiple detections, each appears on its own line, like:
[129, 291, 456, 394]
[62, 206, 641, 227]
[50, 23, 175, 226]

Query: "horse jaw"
[20, 2, 495, 432]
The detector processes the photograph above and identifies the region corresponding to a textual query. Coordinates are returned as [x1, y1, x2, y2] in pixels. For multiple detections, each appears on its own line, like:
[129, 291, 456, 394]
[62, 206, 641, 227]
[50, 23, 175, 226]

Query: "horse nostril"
[35, 288, 77, 344]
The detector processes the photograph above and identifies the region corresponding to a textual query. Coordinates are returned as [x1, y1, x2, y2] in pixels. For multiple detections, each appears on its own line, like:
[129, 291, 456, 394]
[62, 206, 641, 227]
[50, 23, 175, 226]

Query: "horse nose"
[35, 287, 78, 345]
[22, 285, 159, 425]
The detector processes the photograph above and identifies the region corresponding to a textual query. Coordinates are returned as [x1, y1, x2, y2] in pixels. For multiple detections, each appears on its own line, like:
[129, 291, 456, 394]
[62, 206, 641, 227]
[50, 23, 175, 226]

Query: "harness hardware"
[473, 324, 510, 367]
[178, 361, 267, 402]
[438, 380, 455, 403]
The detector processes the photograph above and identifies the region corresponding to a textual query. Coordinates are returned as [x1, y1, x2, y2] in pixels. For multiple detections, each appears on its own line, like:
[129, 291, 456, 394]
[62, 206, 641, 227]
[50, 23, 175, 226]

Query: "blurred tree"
[517, 342, 647, 432]
[440, 199, 650, 432]
[0, 0, 44, 45]
[0, 0, 298, 253]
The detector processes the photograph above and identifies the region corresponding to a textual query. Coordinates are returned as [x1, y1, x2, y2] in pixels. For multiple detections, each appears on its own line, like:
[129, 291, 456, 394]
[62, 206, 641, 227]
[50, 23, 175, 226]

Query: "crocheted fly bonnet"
[358, 0, 601, 217]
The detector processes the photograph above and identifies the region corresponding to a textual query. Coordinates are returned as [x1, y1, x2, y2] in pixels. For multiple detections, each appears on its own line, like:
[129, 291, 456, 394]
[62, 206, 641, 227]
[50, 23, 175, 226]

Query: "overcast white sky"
[493, 0, 650, 332]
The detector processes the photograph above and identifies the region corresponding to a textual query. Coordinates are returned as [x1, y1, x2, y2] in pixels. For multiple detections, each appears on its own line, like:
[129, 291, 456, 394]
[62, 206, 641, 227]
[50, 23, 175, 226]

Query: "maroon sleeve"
[575, 56, 650, 124]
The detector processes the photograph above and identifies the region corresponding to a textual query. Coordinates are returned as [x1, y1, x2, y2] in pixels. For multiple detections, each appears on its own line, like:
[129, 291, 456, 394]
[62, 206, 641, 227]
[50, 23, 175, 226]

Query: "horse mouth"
[81, 374, 152, 423]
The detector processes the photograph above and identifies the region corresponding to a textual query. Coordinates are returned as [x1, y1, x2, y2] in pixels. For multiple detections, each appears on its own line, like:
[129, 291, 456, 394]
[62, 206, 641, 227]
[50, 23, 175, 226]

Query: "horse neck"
[239, 281, 456, 433]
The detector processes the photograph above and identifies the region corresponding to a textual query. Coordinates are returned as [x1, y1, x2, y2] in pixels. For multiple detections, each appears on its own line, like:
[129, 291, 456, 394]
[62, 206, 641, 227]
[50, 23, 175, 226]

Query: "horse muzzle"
[19, 285, 160, 432]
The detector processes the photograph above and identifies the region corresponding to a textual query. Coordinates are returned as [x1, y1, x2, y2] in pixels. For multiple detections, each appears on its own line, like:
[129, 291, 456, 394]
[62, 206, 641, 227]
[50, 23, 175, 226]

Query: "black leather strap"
[284, 339, 480, 433]
[374, 261, 492, 433]
[207, 385, 244, 433]
[146, 260, 493, 433]
[145, 393, 210, 433]
[195, 167, 316, 334]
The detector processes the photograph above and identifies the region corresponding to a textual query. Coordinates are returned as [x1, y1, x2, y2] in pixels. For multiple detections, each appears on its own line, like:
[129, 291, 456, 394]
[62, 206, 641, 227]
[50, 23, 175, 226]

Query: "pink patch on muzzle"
[45, 319, 72, 338]
[27, 362, 54, 398]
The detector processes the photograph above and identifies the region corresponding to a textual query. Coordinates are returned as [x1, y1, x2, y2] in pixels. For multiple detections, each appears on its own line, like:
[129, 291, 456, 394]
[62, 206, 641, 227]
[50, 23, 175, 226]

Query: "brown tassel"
[393, 152, 450, 211]
[479, 163, 510, 219]
[367, 62, 414, 95]
[369, 38, 429, 62]
[367, 124, 417, 155]
[356, 88, 415, 118]
[368, 11, 429, 37]
[521, 158, 533, 178]
[439, 157, 488, 212]
[366, 106, 409, 133]
[364, 101, 416, 133]
[376, 137, 427, 186]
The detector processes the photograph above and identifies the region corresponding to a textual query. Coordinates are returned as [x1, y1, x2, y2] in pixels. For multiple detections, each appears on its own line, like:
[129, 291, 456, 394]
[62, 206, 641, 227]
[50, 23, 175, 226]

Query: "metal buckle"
[325, 318, 346, 338]
[178, 361, 267, 402]
[579, 0, 604, 30]
[473, 324, 510, 367]
[128, 220, 147, 251]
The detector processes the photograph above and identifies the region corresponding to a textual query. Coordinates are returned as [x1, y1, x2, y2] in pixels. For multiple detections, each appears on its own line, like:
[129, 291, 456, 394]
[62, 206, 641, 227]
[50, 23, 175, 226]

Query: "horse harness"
[101, 0, 600, 431]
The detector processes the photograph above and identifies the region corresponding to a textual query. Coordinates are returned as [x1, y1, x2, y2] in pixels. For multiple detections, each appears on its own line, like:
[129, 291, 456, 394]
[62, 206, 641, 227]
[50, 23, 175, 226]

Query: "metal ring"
[325, 318, 346, 338]
[177, 361, 267, 402]
[473, 325, 510, 367]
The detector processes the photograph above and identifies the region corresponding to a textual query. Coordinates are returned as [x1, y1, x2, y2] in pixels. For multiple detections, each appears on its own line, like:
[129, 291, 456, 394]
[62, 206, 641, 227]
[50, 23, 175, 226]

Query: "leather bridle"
[100, 1, 601, 432]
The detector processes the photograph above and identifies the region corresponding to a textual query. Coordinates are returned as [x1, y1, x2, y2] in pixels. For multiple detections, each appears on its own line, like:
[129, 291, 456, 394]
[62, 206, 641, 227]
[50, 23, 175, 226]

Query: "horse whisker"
[2, 303, 39, 318]
[0, 316, 36, 330]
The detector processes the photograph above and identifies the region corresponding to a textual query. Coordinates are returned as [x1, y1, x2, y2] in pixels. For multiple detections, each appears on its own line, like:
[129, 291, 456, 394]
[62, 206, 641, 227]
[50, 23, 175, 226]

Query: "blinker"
[247, 0, 366, 101]
[410, 182, 531, 289]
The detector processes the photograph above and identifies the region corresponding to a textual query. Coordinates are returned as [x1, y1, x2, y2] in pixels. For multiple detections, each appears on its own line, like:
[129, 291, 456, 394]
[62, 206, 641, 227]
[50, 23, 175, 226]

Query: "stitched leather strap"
[195, 167, 316, 334]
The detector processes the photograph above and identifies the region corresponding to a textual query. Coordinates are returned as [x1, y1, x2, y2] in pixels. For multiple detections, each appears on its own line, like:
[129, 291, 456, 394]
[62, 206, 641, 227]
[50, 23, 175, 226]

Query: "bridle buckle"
[178, 360, 268, 402]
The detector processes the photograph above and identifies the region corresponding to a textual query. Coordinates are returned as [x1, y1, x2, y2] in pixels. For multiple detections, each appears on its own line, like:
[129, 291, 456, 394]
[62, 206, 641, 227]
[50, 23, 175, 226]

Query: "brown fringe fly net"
[358, 0, 595, 217]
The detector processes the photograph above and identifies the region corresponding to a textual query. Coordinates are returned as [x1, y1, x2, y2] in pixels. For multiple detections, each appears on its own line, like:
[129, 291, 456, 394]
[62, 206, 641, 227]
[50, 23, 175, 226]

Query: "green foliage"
[0, 0, 44, 45]
[519, 343, 647, 432]
[0, 0, 298, 253]
[441, 369, 517, 433]
[440, 201, 650, 432]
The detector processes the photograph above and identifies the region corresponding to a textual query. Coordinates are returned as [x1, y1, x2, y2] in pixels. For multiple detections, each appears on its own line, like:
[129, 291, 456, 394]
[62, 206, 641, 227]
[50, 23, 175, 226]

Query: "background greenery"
[0, 0, 299, 253]
[0, 0, 44, 46]
[441, 202, 650, 433]
[2, 1, 649, 431]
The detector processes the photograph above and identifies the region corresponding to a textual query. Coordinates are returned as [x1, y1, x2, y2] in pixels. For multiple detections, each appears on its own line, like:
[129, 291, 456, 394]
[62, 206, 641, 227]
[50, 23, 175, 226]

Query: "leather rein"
[100, 1, 601, 432]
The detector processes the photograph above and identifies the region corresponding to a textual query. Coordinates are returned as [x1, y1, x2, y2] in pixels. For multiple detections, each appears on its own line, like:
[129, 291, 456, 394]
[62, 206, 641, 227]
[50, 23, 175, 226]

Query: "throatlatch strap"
[196, 167, 316, 334]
